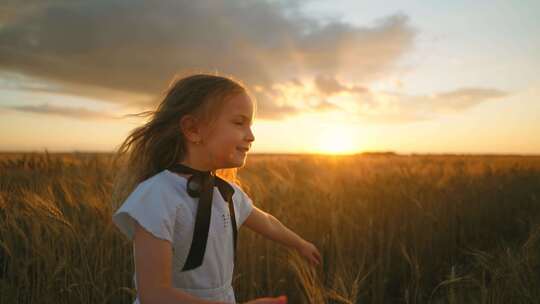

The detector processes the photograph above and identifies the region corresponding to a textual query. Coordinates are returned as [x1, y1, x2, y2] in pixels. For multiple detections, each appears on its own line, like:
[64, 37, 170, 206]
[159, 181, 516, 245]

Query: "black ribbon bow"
[167, 163, 238, 271]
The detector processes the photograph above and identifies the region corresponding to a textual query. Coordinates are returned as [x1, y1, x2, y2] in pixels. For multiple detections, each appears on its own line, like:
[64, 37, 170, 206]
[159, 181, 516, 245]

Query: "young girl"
[111, 73, 322, 304]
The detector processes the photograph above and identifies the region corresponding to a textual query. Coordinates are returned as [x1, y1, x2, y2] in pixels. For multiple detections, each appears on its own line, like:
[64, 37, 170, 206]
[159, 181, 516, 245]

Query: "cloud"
[0, 0, 417, 120]
[429, 88, 508, 112]
[314, 75, 367, 96]
[256, 102, 303, 120]
[250, 74, 509, 123]
[311, 99, 342, 111]
[2, 1, 506, 125]
[350, 87, 509, 124]
[2, 103, 120, 120]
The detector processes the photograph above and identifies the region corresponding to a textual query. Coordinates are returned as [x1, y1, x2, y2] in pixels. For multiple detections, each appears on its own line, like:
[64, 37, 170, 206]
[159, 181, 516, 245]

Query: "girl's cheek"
[229, 127, 244, 140]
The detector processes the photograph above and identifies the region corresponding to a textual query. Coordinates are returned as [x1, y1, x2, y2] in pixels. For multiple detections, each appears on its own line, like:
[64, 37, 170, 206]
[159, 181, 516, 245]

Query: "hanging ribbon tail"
[182, 173, 214, 271]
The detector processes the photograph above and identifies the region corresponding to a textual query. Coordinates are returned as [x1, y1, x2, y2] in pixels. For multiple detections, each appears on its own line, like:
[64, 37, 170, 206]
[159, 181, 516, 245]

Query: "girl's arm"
[134, 222, 228, 304]
[243, 206, 322, 266]
[134, 222, 287, 304]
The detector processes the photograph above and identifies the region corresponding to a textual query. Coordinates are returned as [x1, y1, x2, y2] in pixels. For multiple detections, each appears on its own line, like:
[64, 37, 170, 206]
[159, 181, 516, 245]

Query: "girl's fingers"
[316, 250, 323, 264]
[309, 249, 319, 265]
[306, 253, 315, 265]
[312, 254, 319, 266]
[302, 247, 322, 266]
[311, 250, 321, 264]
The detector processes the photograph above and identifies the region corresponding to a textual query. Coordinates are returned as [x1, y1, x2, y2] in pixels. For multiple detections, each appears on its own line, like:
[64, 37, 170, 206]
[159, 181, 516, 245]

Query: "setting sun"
[315, 125, 358, 155]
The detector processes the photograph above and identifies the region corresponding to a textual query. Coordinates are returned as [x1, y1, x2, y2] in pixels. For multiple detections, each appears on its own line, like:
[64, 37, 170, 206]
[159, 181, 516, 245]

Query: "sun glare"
[315, 126, 358, 155]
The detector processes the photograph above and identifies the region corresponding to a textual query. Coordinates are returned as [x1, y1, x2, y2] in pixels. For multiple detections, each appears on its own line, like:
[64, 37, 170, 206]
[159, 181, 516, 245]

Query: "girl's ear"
[180, 115, 203, 143]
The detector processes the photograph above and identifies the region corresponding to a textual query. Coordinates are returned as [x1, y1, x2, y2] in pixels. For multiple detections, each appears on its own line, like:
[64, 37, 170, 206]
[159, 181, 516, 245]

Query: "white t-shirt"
[112, 169, 254, 304]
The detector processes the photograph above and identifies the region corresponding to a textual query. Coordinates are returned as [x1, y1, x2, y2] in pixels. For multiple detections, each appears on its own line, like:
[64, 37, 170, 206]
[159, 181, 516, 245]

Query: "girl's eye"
[234, 122, 243, 125]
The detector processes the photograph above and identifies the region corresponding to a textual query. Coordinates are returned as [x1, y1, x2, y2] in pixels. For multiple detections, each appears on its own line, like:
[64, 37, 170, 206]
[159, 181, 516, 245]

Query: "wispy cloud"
[250, 76, 509, 123]
[352, 87, 509, 124]
[314, 75, 367, 96]
[2, 103, 120, 120]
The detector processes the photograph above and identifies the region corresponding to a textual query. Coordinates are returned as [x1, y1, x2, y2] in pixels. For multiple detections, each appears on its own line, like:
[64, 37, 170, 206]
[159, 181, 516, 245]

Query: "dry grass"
[0, 152, 539, 303]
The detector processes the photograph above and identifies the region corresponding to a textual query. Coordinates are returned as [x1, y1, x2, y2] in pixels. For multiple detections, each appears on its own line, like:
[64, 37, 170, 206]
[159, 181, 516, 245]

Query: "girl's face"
[201, 92, 255, 169]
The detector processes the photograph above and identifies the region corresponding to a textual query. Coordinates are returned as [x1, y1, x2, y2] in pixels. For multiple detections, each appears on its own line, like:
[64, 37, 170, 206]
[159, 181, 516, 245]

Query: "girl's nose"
[246, 127, 255, 142]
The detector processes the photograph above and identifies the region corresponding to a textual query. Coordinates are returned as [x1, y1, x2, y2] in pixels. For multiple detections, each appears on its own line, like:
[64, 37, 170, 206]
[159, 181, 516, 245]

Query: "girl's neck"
[175, 158, 216, 178]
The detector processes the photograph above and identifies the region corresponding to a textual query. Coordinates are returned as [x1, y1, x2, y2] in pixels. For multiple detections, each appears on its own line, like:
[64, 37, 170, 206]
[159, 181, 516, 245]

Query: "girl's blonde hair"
[111, 72, 254, 206]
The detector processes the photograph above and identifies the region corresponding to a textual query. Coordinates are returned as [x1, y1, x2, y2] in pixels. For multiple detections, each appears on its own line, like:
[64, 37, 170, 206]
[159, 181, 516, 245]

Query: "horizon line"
[0, 150, 539, 157]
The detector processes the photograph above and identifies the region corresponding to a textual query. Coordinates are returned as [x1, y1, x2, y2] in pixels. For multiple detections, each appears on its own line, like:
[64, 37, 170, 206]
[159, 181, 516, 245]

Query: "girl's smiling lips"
[237, 146, 250, 152]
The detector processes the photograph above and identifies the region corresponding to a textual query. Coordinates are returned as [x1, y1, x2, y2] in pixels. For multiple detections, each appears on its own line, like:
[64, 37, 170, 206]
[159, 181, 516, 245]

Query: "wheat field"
[0, 152, 539, 303]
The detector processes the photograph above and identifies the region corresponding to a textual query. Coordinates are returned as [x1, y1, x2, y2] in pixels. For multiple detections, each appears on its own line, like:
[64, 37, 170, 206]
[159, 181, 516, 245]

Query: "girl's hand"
[245, 295, 287, 304]
[296, 240, 322, 266]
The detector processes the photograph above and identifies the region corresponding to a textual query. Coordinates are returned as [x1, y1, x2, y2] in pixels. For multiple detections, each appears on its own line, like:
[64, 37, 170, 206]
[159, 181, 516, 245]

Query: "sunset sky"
[0, 0, 539, 154]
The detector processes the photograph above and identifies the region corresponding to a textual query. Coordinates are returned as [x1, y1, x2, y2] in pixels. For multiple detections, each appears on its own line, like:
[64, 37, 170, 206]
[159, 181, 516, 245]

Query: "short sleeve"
[232, 184, 255, 227]
[112, 177, 178, 243]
